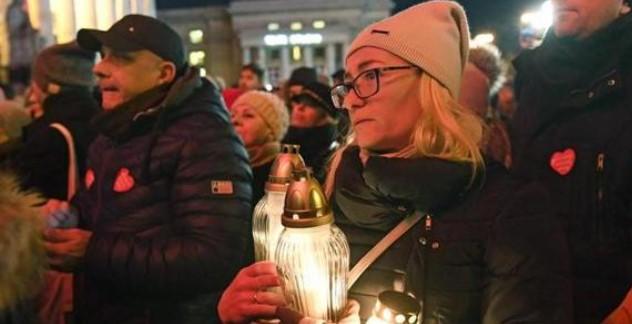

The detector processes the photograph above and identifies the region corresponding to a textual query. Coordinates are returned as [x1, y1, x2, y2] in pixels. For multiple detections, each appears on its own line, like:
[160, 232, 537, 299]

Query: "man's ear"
[158, 61, 177, 85]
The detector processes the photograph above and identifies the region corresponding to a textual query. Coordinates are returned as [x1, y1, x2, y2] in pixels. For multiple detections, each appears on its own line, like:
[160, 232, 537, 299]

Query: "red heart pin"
[113, 168, 135, 193]
[550, 148, 576, 176]
[85, 169, 95, 189]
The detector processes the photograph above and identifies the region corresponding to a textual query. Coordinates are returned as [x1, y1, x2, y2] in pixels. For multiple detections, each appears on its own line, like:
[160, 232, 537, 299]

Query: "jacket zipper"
[595, 153, 605, 238]
[95, 142, 114, 225]
[421, 214, 433, 322]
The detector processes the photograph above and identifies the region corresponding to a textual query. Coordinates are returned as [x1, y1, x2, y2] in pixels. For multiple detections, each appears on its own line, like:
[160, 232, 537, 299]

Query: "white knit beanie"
[346, 0, 470, 98]
[232, 90, 289, 142]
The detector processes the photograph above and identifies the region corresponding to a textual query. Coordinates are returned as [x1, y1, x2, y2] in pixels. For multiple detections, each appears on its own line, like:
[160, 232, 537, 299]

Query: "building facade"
[158, 5, 241, 88]
[0, 0, 155, 83]
[229, 0, 392, 86]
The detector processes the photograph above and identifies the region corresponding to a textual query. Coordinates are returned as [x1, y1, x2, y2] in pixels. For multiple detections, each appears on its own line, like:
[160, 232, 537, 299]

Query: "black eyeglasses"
[330, 65, 419, 109]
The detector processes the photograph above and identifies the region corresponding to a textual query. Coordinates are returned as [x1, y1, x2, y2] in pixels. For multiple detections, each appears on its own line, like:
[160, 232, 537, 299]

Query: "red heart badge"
[550, 148, 576, 176]
[113, 168, 135, 193]
[85, 169, 95, 189]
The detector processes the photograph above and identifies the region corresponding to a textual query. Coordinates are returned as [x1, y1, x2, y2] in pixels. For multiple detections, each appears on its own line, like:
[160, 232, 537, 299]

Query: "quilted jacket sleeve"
[83, 114, 253, 298]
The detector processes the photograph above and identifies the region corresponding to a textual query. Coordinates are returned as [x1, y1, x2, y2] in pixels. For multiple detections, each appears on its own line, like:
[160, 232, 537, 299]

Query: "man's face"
[238, 69, 262, 91]
[93, 47, 167, 110]
[552, 0, 625, 39]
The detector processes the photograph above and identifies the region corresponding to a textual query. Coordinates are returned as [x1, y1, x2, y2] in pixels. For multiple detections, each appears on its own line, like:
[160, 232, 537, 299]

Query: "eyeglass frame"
[330, 65, 420, 109]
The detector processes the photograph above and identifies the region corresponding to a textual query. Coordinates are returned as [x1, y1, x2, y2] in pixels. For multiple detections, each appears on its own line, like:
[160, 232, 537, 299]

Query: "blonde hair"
[324, 73, 485, 197]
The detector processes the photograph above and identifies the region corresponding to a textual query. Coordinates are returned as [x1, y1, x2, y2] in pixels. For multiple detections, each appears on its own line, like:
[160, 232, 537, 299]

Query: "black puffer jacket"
[71, 71, 252, 324]
[15, 88, 99, 200]
[333, 146, 572, 323]
[511, 13, 632, 323]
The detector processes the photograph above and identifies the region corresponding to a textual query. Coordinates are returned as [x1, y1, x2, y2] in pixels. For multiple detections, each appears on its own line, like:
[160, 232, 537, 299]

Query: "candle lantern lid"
[282, 168, 333, 228]
[265, 144, 306, 192]
[373, 291, 420, 324]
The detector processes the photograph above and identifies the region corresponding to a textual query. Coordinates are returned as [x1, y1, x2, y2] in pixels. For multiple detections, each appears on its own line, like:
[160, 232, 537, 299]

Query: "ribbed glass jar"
[253, 190, 286, 262]
[275, 224, 350, 322]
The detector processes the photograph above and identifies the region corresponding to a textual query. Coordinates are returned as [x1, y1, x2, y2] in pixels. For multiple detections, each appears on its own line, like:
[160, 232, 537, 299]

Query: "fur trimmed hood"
[0, 171, 46, 310]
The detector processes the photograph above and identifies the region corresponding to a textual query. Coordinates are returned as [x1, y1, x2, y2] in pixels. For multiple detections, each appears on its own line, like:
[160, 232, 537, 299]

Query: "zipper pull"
[596, 153, 605, 172]
[424, 214, 432, 231]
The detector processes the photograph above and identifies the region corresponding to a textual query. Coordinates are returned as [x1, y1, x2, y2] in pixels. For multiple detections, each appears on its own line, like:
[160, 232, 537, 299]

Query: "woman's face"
[344, 47, 422, 153]
[230, 102, 271, 147]
[290, 97, 329, 128]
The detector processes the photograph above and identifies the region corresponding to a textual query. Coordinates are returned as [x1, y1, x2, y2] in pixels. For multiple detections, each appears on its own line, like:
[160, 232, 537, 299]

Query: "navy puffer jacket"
[72, 71, 252, 324]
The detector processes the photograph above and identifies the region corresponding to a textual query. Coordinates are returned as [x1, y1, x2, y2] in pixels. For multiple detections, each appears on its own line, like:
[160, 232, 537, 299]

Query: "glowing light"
[290, 22, 303, 31]
[472, 33, 495, 46]
[189, 51, 206, 66]
[267, 22, 280, 31]
[288, 33, 323, 45]
[264, 34, 289, 46]
[521, 1, 553, 31]
[292, 46, 302, 61]
[189, 29, 203, 44]
[264, 33, 323, 46]
[313, 20, 326, 29]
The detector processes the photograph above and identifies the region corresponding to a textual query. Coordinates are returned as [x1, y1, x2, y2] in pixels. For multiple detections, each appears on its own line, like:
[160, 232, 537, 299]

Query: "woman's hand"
[218, 261, 287, 323]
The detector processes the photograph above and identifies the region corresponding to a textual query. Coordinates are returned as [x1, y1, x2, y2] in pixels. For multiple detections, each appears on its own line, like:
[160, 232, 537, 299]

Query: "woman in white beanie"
[323, 0, 572, 322]
[229, 90, 289, 206]
[216, 1, 572, 323]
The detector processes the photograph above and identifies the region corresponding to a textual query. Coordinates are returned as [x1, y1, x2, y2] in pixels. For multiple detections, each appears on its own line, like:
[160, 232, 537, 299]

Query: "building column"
[257, 46, 266, 66]
[53, 0, 76, 43]
[242, 46, 251, 64]
[326, 43, 336, 74]
[303, 46, 313, 67]
[142, 0, 157, 17]
[115, 0, 131, 20]
[74, 0, 97, 29]
[280, 46, 290, 79]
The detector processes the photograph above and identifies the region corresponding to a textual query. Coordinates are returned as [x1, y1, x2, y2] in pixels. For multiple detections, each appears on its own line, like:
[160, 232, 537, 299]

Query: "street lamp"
[519, 1, 553, 49]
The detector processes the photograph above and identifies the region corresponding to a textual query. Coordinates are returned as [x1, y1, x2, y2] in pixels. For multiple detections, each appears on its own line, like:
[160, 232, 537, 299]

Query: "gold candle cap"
[372, 291, 420, 324]
[265, 144, 306, 192]
[282, 168, 333, 228]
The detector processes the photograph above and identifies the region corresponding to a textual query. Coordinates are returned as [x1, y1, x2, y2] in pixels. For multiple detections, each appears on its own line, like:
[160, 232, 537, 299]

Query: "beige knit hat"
[232, 90, 289, 142]
[346, 0, 470, 98]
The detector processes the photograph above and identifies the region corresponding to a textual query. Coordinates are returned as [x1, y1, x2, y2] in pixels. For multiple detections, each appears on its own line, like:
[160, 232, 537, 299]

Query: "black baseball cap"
[77, 14, 185, 71]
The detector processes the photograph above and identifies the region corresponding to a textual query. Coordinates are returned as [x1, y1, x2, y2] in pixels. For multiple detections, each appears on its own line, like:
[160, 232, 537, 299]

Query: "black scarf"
[333, 146, 473, 231]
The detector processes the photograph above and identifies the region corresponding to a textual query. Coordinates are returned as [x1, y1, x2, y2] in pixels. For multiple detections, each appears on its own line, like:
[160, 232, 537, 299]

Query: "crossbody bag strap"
[348, 211, 425, 289]
[50, 123, 78, 200]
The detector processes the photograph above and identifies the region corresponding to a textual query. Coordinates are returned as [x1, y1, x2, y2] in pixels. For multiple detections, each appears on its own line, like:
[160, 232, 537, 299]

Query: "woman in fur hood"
[0, 170, 46, 323]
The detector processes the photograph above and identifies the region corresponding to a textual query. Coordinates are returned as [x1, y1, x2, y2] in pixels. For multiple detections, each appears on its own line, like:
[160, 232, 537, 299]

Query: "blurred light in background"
[472, 33, 495, 47]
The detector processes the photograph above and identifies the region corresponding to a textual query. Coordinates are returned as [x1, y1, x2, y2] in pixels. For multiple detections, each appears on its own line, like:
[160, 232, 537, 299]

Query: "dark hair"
[241, 63, 264, 81]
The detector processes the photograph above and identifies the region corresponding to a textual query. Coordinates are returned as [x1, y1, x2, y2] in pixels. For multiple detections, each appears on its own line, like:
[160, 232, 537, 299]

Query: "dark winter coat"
[333, 146, 572, 323]
[511, 13, 632, 323]
[15, 88, 99, 200]
[71, 70, 252, 324]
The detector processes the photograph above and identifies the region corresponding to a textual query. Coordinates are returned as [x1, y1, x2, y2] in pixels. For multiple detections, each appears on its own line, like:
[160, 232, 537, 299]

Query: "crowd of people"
[0, 0, 631, 323]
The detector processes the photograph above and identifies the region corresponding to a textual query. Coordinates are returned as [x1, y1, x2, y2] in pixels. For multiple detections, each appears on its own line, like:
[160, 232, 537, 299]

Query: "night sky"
[156, 0, 547, 55]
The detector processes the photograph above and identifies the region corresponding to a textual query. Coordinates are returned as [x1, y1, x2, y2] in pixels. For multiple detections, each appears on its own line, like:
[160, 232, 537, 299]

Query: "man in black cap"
[42, 14, 252, 323]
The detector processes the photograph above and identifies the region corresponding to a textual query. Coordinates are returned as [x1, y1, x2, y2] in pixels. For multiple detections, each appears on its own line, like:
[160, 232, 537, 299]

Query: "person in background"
[238, 63, 265, 92]
[325, 1, 571, 321]
[286, 66, 318, 99]
[283, 81, 339, 182]
[42, 14, 252, 323]
[13, 41, 99, 200]
[216, 2, 572, 323]
[511, 0, 632, 322]
[230, 90, 289, 205]
[459, 43, 511, 168]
